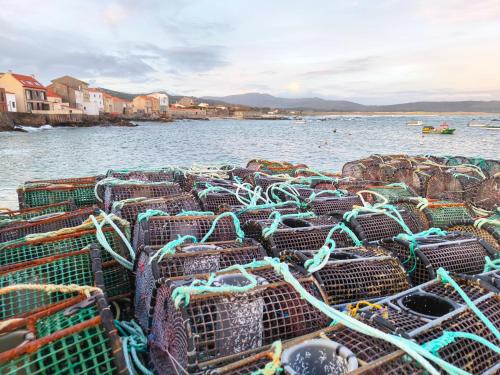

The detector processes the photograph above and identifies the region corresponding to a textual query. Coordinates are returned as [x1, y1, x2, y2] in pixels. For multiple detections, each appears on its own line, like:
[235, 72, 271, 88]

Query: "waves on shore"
[14, 124, 54, 132]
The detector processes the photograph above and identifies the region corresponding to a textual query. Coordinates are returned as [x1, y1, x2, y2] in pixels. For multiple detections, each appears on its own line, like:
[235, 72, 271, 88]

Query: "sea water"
[1, 116, 498, 209]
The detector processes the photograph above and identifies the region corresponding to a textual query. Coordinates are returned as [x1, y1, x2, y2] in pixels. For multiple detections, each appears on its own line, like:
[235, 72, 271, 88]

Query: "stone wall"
[0, 112, 14, 131]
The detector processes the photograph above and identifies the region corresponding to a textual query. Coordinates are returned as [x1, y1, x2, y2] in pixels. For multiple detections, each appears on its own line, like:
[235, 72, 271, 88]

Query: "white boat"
[468, 120, 489, 127]
[407, 120, 424, 126]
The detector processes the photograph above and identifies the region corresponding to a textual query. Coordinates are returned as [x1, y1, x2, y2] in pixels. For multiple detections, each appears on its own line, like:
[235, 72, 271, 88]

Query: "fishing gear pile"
[0, 154, 498, 375]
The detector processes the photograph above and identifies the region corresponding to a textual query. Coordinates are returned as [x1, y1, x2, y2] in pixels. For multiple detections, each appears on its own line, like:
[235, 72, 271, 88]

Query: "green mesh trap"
[0, 228, 131, 300]
[395, 199, 473, 229]
[0, 291, 127, 375]
[17, 184, 98, 209]
[0, 201, 74, 221]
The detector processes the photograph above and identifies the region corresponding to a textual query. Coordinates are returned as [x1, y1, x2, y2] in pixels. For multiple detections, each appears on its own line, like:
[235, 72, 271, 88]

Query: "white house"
[88, 89, 104, 113]
[149, 92, 169, 114]
[6, 91, 16, 112]
[82, 101, 99, 115]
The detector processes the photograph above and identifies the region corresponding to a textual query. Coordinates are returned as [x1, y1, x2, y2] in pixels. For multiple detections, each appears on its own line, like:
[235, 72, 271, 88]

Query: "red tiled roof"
[46, 88, 62, 98]
[11, 73, 46, 90]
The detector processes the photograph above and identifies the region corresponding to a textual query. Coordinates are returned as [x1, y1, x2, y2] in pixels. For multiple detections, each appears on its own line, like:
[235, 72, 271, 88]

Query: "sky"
[1, 0, 500, 104]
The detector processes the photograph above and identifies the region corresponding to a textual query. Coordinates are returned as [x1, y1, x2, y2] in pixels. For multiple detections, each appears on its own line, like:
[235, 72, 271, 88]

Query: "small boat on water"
[407, 120, 424, 126]
[293, 117, 307, 124]
[422, 122, 455, 134]
[468, 120, 489, 127]
[468, 120, 500, 129]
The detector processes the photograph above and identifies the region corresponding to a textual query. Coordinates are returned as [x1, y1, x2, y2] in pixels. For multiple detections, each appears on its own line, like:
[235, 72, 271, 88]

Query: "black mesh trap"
[133, 214, 240, 252]
[379, 232, 496, 285]
[133, 239, 266, 331]
[149, 266, 329, 373]
[245, 216, 355, 257]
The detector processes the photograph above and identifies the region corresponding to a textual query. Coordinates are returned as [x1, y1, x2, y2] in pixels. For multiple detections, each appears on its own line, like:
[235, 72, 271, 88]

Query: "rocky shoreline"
[0, 112, 175, 132]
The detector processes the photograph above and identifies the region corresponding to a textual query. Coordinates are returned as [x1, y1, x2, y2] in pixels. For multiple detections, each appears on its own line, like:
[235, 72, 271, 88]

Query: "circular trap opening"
[398, 292, 455, 318]
[282, 218, 312, 228]
[214, 274, 253, 287]
[182, 244, 222, 253]
[282, 339, 358, 375]
[329, 251, 358, 260]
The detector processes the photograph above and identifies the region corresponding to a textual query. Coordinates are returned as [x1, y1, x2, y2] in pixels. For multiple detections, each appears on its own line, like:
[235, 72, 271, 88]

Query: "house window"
[12, 102, 15, 108]
[26, 90, 31, 100]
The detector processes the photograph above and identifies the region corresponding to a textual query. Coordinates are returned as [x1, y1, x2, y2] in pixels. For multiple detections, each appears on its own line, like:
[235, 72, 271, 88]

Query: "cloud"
[301, 56, 379, 77]
[0, 32, 156, 83]
[416, 0, 500, 23]
[136, 44, 227, 73]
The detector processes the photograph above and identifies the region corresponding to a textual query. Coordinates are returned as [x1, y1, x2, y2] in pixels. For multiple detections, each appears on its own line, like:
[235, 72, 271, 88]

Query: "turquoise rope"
[137, 209, 169, 223]
[396, 228, 448, 274]
[343, 203, 414, 236]
[304, 223, 362, 273]
[307, 189, 345, 202]
[421, 330, 500, 356]
[114, 320, 153, 375]
[172, 264, 258, 308]
[259, 258, 466, 375]
[437, 268, 500, 340]
[200, 211, 245, 243]
[150, 235, 198, 264]
[484, 256, 500, 272]
[262, 212, 316, 239]
[176, 210, 215, 216]
[90, 215, 134, 270]
[235, 201, 301, 216]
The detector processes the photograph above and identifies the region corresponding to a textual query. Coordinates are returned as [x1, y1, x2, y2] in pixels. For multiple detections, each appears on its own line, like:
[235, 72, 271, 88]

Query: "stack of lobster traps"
[0, 154, 498, 374]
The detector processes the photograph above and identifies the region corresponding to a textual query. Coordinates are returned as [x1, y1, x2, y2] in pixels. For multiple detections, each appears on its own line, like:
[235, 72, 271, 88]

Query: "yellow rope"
[23, 213, 129, 243]
[0, 283, 102, 297]
[347, 300, 388, 318]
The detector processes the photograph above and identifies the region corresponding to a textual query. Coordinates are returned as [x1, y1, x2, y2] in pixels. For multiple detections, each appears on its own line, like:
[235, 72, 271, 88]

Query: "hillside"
[204, 93, 500, 113]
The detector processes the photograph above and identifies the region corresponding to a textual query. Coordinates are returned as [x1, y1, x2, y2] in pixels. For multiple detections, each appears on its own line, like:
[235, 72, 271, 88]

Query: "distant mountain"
[204, 93, 500, 113]
[203, 93, 366, 111]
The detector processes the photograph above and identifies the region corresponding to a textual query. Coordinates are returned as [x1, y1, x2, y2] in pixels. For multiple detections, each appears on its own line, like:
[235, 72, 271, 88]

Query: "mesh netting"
[426, 170, 483, 202]
[0, 228, 131, 299]
[17, 184, 97, 209]
[101, 182, 183, 212]
[394, 199, 473, 230]
[195, 191, 243, 212]
[312, 255, 410, 306]
[387, 234, 493, 285]
[245, 216, 354, 257]
[366, 185, 417, 202]
[472, 176, 499, 211]
[134, 215, 238, 250]
[338, 209, 424, 242]
[307, 196, 363, 215]
[0, 252, 95, 320]
[134, 239, 266, 331]
[414, 297, 500, 374]
[229, 167, 256, 181]
[149, 267, 328, 373]
[446, 220, 500, 251]
[235, 207, 298, 226]
[0, 201, 74, 221]
[111, 194, 200, 228]
[0, 292, 126, 375]
[0, 208, 95, 243]
[107, 169, 177, 182]
[206, 326, 397, 374]
[342, 158, 381, 180]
